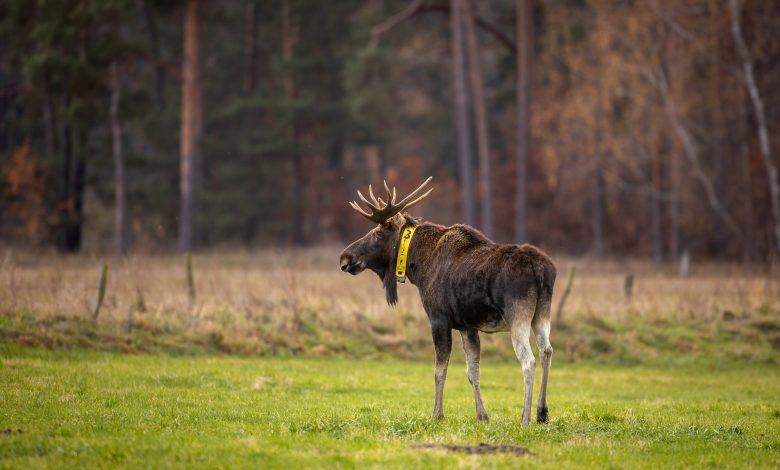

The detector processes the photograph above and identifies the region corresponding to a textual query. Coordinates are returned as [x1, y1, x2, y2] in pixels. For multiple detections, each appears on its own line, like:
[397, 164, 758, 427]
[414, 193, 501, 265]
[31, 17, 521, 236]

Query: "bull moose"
[339, 177, 556, 426]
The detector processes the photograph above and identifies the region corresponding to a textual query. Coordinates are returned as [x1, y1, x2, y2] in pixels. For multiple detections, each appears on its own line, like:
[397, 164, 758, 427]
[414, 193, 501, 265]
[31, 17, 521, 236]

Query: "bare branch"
[607, 169, 677, 202]
[368, 0, 425, 51]
[416, 3, 516, 53]
[729, 0, 780, 254]
[598, 13, 743, 240]
[654, 3, 741, 80]
[367, 0, 517, 54]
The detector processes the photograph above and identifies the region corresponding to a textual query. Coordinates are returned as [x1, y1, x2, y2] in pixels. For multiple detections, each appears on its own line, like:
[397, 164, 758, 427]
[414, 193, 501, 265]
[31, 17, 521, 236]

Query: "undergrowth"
[1, 250, 778, 363]
[1, 305, 778, 364]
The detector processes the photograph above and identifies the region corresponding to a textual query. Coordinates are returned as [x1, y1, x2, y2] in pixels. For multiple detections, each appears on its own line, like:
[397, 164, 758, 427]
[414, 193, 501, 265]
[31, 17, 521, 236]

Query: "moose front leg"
[431, 321, 452, 419]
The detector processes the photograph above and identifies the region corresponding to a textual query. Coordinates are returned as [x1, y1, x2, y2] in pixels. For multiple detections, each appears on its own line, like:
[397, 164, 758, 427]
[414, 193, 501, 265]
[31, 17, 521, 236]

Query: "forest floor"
[2, 346, 779, 469]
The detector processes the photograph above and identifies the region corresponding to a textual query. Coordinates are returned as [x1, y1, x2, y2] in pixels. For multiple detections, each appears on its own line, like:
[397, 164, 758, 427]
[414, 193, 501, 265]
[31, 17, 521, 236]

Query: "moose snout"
[339, 252, 363, 275]
[339, 253, 352, 272]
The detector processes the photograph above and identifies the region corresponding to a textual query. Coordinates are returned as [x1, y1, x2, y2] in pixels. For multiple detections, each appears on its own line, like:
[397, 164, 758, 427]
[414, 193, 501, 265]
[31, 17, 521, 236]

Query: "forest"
[1, 0, 779, 261]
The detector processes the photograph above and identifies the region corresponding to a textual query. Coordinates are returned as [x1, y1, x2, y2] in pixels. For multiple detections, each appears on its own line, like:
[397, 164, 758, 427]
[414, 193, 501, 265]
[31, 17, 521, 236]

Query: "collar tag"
[395, 225, 417, 283]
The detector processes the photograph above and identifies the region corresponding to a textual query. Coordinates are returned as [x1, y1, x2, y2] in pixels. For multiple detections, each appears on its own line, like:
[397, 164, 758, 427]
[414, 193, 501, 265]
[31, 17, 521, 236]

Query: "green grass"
[1, 347, 779, 468]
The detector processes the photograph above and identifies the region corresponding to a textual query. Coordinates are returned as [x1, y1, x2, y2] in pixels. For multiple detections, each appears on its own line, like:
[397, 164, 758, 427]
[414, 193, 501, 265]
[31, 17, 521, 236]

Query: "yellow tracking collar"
[395, 225, 417, 283]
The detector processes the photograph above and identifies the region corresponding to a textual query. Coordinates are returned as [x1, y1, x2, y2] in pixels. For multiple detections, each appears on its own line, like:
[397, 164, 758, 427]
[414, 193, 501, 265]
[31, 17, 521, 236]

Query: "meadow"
[1, 347, 779, 469]
[1, 249, 780, 468]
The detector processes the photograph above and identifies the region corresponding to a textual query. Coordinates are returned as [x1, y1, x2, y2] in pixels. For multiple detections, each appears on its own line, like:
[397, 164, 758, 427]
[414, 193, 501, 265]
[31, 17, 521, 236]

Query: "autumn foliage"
[2, 145, 46, 242]
[0, 1, 778, 260]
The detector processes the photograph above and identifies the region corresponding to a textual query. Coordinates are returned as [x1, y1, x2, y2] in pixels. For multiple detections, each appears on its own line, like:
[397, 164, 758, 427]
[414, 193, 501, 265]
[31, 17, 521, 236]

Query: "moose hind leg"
[533, 314, 553, 423]
[459, 330, 488, 421]
[508, 300, 536, 427]
[431, 322, 452, 419]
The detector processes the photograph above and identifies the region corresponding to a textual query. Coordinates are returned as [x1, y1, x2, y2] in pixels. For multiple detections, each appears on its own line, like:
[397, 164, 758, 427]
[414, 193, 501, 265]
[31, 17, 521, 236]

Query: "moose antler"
[349, 176, 433, 224]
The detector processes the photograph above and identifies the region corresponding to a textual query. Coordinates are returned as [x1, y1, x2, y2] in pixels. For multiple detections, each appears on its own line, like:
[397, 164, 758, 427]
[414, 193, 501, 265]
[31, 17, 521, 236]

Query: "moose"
[339, 177, 556, 426]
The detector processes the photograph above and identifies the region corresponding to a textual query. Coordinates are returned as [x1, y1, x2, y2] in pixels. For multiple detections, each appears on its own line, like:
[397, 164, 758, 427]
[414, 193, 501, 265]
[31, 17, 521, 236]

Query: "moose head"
[339, 177, 433, 305]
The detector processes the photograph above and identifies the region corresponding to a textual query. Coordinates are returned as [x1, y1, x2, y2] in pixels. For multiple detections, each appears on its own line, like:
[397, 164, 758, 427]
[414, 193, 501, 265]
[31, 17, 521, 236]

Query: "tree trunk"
[57, 116, 73, 253]
[110, 63, 127, 256]
[657, 68, 742, 241]
[591, 63, 606, 259]
[741, 141, 754, 261]
[449, 0, 475, 226]
[364, 145, 382, 185]
[64, 130, 86, 252]
[282, 0, 304, 246]
[652, 146, 664, 262]
[728, 0, 780, 255]
[462, 0, 493, 239]
[514, 0, 532, 243]
[593, 155, 606, 259]
[178, 0, 202, 252]
[290, 149, 305, 245]
[44, 96, 57, 163]
[669, 143, 681, 260]
[56, 98, 84, 253]
[137, 0, 165, 107]
[243, 0, 257, 94]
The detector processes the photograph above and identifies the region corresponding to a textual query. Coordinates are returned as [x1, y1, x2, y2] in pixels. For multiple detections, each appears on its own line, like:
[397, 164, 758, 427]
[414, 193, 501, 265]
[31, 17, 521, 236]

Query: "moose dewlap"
[340, 177, 556, 427]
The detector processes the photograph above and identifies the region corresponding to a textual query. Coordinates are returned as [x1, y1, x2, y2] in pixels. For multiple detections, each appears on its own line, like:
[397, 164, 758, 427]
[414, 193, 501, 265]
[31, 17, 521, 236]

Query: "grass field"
[1, 251, 779, 467]
[2, 346, 779, 468]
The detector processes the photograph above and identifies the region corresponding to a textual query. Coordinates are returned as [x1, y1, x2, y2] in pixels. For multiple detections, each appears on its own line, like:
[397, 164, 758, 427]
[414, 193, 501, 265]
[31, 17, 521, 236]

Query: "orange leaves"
[3, 144, 46, 242]
[5, 145, 39, 195]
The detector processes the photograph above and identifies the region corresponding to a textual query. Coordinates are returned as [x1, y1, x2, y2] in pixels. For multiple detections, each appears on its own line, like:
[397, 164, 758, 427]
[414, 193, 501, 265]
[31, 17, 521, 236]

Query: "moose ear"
[386, 213, 406, 230]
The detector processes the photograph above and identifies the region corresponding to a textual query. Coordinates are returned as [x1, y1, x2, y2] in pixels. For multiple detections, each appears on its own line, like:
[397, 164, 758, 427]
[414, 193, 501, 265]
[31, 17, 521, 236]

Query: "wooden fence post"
[555, 264, 576, 325]
[186, 252, 196, 308]
[91, 263, 108, 322]
[624, 272, 634, 300]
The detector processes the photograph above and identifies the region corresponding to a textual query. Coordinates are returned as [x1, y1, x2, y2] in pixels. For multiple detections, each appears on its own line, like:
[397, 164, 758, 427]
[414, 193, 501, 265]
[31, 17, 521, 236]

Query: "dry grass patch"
[1, 248, 778, 362]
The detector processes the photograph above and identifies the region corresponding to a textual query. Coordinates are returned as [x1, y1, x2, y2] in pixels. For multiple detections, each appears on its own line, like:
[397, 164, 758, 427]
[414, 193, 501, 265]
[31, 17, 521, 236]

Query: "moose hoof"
[476, 413, 489, 422]
[536, 406, 549, 424]
[432, 412, 445, 420]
